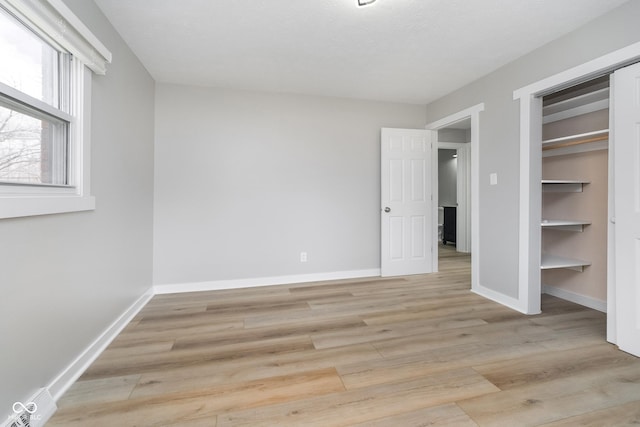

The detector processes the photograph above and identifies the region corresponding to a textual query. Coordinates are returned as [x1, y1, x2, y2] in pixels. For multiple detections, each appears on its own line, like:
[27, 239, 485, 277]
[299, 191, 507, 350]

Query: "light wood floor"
[48, 251, 640, 426]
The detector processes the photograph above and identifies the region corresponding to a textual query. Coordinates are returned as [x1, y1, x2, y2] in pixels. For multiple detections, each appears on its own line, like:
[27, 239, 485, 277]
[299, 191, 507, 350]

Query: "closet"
[539, 76, 610, 311]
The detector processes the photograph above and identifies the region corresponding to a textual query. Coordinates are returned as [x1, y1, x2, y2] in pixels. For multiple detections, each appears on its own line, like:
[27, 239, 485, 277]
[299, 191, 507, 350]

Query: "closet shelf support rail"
[542, 129, 609, 151]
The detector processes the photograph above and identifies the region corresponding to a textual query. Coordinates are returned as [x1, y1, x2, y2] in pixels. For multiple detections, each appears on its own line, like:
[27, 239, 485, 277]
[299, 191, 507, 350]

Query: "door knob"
[384, 207, 391, 213]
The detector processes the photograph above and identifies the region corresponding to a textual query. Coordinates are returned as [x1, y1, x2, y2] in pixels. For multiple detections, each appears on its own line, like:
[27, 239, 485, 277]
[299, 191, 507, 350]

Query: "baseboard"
[472, 283, 531, 314]
[154, 269, 382, 295]
[542, 284, 607, 313]
[46, 287, 154, 401]
[3, 388, 56, 427]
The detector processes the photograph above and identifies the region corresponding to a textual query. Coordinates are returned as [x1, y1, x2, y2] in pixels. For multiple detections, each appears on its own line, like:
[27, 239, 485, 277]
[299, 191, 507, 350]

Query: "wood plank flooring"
[48, 249, 640, 426]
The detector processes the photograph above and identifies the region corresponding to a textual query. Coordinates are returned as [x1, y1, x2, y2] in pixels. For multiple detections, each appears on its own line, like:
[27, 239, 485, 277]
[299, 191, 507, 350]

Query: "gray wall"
[438, 128, 469, 143]
[425, 0, 640, 299]
[438, 149, 457, 206]
[0, 0, 154, 413]
[153, 85, 426, 286]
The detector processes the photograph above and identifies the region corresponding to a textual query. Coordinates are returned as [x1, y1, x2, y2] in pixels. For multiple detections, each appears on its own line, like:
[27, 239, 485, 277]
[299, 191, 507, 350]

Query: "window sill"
[0, 195, 95, 219]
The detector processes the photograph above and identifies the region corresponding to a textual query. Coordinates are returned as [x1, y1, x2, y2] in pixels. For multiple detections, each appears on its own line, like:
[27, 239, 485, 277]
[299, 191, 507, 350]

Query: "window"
[0, 0, 111, 218]
[0, 7, 70, 186]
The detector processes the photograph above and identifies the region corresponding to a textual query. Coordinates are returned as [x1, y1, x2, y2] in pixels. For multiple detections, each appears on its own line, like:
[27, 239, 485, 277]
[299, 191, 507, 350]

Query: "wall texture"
[424, 0, 640, 300]
[438, 128, 469, 143]
[153, 85, 426, 286]
[0, 0, 154, 414]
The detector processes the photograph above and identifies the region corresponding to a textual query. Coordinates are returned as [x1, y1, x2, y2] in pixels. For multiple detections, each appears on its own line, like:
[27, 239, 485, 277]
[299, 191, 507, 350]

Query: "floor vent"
[5, 389, 56, 427]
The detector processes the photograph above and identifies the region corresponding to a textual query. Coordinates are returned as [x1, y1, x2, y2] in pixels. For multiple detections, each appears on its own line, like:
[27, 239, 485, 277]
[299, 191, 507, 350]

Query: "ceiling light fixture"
[358, 0, 376, 6]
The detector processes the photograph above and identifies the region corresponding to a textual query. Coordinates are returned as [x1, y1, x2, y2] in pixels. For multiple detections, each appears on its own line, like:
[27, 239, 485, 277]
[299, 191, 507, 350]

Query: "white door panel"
[613, 62, 640, 357]
[381, 128, 433, 277]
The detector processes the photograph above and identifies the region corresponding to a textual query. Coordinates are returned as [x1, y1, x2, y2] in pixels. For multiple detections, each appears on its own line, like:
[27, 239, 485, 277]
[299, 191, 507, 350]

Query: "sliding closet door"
[613, 62, 640, 357]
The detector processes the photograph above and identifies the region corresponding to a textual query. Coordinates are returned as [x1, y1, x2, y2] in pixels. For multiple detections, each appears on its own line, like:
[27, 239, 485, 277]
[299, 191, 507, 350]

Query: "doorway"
[426, 103, 484, 290]
[437, 120, 472, 256]
[539, 76, 610, 315]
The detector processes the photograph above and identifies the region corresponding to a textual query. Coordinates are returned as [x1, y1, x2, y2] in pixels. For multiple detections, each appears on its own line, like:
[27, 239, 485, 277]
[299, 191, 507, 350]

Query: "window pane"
[0, 104, 68, 185]
[0, 8, 65, 109]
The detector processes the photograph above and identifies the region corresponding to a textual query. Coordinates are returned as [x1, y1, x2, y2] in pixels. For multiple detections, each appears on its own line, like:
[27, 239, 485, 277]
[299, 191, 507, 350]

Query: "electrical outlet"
[300, 252, 308, 263]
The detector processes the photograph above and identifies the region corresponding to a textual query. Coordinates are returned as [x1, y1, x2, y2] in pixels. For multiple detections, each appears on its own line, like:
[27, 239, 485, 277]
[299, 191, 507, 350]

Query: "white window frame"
[0, 0, 111, 219]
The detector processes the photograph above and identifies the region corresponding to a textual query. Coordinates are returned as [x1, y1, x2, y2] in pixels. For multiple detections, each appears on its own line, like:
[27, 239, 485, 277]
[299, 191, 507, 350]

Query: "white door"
[613, 62, 640, 357]
[381, 128, 433, 277]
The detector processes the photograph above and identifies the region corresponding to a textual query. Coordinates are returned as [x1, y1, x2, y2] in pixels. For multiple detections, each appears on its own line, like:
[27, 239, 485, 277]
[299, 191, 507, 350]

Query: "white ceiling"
[94, 0, 628, 105]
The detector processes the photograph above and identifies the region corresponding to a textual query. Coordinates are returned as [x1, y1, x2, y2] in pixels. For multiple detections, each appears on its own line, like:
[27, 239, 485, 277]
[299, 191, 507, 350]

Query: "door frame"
[513, 41, 640, 339]
[437, 142, 471, 253]
[426, 103, 484, 289]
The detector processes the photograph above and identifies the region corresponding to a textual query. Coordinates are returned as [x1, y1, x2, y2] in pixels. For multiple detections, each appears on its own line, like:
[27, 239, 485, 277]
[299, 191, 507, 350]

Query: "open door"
[380, 128, 433, 277]
[613, 62, 640, 357]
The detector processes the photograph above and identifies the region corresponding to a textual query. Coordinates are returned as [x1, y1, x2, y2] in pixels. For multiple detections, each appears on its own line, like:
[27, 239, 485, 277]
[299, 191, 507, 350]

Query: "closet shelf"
[541, 219, 591, 232]
[542, 179, 590, 184]
[541, 253, 591, 272]
[542, 180, 590, 193]
[543, 87, 609, 124]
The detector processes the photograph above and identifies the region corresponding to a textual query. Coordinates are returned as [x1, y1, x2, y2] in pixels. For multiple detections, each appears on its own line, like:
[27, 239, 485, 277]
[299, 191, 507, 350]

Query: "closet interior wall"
[540, 77, 610, 309]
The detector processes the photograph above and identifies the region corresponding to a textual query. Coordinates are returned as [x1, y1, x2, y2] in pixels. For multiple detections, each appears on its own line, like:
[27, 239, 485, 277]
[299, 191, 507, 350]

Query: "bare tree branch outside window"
[0, 105, 44, 183]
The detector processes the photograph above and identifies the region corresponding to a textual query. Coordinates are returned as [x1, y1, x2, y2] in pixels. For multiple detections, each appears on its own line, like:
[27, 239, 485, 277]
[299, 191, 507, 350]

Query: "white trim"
[154, 269, 382, 295]
[517, 95, 532, 314]
[430, 131, 439, 273]
[0, 0, 112, 74]
[607, 75, 617, 343]
[469, 108, 481, 290]
[472, 283, 530, 314]
[517, 95, 543, 315]
[47, 287, 154, 401]
[0, 195, 95, 218]
[426, 103, 485, 130]
[514, 41, 640, 316]
[426, 103, 484, 290]
[513, 41, 640, 99]
[543, 284, 607, 313]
